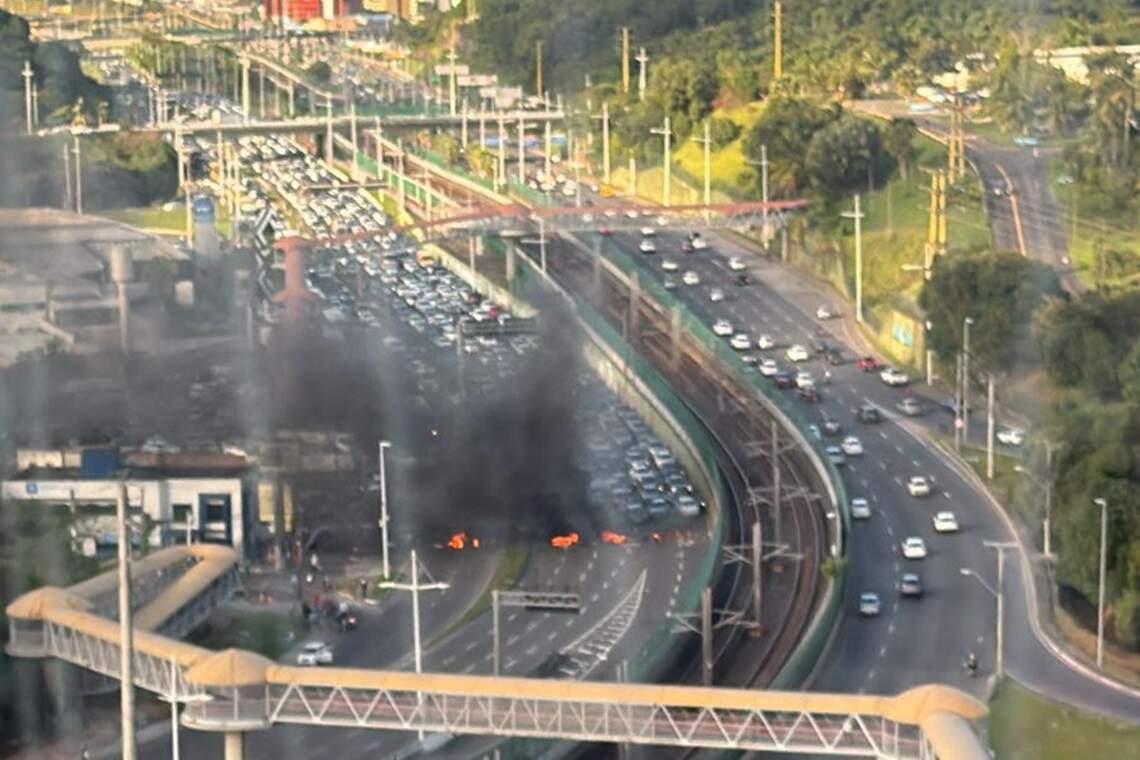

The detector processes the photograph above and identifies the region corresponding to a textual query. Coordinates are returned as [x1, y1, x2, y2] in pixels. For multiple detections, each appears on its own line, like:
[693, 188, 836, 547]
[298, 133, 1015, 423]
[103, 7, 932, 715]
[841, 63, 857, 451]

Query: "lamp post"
[961, 540, 1016, 679]
[1094, 497, 1108, 669]
[378, 441, 391, 580]
[962, 315, 975, 438]
[650, 116, 672, 207]
[1014, 441, 1057, 559]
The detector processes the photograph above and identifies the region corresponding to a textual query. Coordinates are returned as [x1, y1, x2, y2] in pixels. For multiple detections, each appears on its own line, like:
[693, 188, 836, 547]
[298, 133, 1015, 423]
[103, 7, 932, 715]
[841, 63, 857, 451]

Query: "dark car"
[825, 349, 845, 366]
[899, 573, 924, 597]
[856, 404, 882, 424]
[797, 387, 821, 403]
[734, 273, 751, 286]
[773, 371, 796, 389]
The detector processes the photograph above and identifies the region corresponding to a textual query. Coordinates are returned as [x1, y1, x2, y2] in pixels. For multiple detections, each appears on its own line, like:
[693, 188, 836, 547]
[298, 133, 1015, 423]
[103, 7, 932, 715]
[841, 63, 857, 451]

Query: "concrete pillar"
[224, 731, 245, 760]
[628, 271, 640, 337]
[506, 245, 516, 283]
[258, 66, 266, 119]
[240, 58, 250, 123]
[287, 82, 294, 117]
[670, 305, 681, 369]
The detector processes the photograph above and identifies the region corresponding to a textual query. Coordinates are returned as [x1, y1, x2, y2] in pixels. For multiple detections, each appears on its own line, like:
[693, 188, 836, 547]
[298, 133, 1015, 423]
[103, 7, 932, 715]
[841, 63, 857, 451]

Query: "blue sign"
[192, 195, 216, 223]
[25, 482, 38, 495]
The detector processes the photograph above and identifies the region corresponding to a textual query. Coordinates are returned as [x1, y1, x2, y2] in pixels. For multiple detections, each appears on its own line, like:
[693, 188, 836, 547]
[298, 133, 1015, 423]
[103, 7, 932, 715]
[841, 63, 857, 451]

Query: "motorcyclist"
[965, 651, 978, 675]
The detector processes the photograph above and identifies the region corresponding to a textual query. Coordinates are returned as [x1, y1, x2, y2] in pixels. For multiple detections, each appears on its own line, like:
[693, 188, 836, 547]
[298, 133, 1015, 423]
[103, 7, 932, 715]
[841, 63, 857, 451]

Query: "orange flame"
[550, 532, 580, 549]
[600, 530, 627, 545]
[447, 532, 467, 550]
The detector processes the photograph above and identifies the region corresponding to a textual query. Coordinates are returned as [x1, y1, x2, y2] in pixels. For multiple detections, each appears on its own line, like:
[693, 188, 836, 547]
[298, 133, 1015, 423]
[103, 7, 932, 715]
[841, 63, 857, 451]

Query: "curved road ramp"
[6, 544, 988, 760]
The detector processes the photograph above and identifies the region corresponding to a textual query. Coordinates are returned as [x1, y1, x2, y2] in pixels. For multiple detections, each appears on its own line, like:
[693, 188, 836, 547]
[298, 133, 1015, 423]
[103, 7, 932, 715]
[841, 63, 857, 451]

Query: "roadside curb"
[888, 410, 1140, 708]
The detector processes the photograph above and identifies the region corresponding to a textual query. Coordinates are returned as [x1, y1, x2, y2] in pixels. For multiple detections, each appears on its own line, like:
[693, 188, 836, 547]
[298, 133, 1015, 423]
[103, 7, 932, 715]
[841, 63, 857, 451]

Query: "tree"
[882, 117, 917, 179]
[742, 97, 840, 195]
[708, 117, 740, 149]
[803, 114, 892, 198]
[919, 252, 1065, 372]
[305, 60, 332, 86]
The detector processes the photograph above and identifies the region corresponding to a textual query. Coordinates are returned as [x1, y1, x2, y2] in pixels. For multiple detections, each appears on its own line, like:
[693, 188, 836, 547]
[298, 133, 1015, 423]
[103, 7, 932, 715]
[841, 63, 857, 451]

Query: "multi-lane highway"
[573, 218, 1140, 720]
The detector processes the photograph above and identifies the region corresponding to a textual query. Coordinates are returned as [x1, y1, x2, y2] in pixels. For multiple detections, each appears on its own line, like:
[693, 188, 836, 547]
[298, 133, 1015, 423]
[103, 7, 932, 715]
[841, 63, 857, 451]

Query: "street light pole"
[1094, 497, 1108, 668]
[116, 481, 137, 760]
[962, 540, 1016, 678]
[841, 195, 865, 323]
[650, 116, 672, 207]
[378, 441, 391, 580]
[962, 316, 974, 438]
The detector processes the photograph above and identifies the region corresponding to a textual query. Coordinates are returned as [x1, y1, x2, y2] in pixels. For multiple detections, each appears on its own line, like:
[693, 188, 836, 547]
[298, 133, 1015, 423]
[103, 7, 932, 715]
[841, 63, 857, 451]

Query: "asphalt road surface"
[591, 222, 1140, 723]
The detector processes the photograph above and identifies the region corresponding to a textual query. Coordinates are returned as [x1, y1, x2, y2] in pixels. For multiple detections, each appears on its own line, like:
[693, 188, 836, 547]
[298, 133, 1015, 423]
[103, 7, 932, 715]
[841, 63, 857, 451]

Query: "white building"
[2, 451, 252, 557]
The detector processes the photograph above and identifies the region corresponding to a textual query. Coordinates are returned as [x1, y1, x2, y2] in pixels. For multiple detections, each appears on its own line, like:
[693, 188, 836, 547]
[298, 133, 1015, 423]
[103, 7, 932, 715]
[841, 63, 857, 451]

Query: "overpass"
[7, 558, 989, 759]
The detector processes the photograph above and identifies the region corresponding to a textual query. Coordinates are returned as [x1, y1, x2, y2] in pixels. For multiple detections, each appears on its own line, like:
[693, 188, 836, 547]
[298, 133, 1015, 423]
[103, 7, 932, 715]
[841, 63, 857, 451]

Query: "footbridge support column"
[224, 731, 245, 760]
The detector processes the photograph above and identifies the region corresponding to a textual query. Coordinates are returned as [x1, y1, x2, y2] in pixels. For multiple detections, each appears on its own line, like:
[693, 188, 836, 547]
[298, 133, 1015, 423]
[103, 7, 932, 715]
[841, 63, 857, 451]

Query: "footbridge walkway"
[7, 546, 988, 759]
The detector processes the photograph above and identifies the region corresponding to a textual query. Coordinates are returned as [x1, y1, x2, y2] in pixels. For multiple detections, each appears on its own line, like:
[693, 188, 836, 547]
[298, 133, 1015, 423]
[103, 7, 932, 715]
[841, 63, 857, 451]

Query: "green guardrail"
[590, 234, 851, 689]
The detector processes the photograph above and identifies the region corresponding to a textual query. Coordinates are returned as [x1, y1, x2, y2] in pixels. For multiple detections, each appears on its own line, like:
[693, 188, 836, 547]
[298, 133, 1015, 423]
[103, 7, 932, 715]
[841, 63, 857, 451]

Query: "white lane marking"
[464, 640, 478, 652]
[462, 663, 476, 674]
[590, 592, 600, 603]
[878, 431, 888, 440]
[506, 634, 520, 646]
[885, 524, 894, 537]
[442, 655, 456, 667]
[879, 462, 888, 471]
[565, 617, 575, 628]
[579, 572, 587, 583]
[525, 621, 538, 633]
[525, 644, 539, 656]
[547, 630, 558, 642]
[888, 622, 896, 635]
[895, 445, 905, 455]
[879, 646, 887, 658]
[507, 612, 519, 623]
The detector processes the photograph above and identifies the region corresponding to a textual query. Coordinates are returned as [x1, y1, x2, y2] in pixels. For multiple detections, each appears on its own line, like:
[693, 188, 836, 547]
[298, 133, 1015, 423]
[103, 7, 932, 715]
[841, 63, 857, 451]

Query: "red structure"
[263, 0, 345, 22]
[271, 237, 320, 324]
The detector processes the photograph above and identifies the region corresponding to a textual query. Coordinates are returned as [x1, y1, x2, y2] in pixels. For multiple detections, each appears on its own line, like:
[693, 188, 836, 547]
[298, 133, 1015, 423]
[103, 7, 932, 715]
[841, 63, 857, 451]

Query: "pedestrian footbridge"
[6, 546, 988, 760]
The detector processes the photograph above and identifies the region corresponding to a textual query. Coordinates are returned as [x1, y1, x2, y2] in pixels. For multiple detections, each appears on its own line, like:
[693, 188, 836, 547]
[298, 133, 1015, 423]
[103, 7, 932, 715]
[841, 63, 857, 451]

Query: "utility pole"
[324, 93, 333, 167]
[534, 40, 543, 99]
[986, 374, 996, 479]
[628, 154, 637, 197]
[22, 60, 34, 134]
[497, 116, 506, 190]
[635, 47, 649, 102]
[841, 195, 865, 323]
[771, 420, 782, 544]
[692, 120, 712, 209]
[374, 117, 383, 180]
[954, 353, 963, 450]
[593, 102, 611, 184]
[773, 0, 783, 80]
[1094, 497, 1108, 668]
[651, 116, 672, 207]
[517, 116, 526, 184]
[378, 441, 392, 580]
[543, 120, 552, 179]
[62, 142, 72, 211]
[72, 136, 83, 215]
[116, 482, 137, 760]
[461, 98, 469, 148]
[962, 316, 974, 440]
[447, 44, 459, 116]
[620, 27, 630, 95]
[760, 145, 770, 250]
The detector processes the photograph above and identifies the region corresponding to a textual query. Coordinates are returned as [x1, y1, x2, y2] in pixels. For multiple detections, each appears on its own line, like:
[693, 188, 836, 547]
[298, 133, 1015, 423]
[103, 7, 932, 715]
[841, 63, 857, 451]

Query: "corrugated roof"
[5, 587, 91, 619]
[921, 710, 991, 760]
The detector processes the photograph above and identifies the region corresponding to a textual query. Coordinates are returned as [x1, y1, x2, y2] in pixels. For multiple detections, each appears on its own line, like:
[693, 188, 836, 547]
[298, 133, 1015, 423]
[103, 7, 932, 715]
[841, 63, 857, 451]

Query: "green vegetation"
[103, 203, 186, 231]
[0, 504, 102, 745]
[919, 252, 1065, 372]
[190, 609, 305, 661]
[988, 678, 1140, 760]
[0, 10, 110, 128]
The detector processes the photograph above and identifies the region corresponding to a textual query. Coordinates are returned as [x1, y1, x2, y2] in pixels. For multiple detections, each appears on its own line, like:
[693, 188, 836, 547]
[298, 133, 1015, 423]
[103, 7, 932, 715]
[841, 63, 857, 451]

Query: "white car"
[795, 371, 814, 389]
[851, 498, 872, 520]
[756, 334, 775, 350]
[826, 445, 846, 465]
[712, 319, 734, 337]
[296, 641, 334, 666]
[730, 333, 751, 351]
[902, 537, 928, 559]
[661, 258, 679, 271]
[859, 592, 882, 616]
[785, 344, 809, 362]
[691, 236, 709, 250]
[816, 305, 834, 320]
[640, 226, 656, 236]
[932, 511, 960, 533]
[759, 358, 779, 376]
[906, 476, 932, 497]
[709, 287, 725, 302]
[728, 257, 746, 271]
[997, 427, 1025, 446]
[639, 239, 657, 254]
[880, 367, 910, 386]
[682, 270, 701, 286]
[841, 436, 864, 456]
